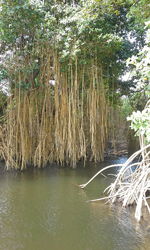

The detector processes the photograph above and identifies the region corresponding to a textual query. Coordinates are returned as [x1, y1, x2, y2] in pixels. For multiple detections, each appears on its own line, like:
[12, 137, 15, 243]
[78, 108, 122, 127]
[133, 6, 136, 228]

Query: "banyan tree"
[0, 0, 134, 170]
[1, 43, 109, 169]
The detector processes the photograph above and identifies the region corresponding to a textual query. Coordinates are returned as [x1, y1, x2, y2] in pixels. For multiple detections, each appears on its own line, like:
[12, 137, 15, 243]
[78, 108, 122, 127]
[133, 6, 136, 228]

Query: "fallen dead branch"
[79, 143, 150, 221]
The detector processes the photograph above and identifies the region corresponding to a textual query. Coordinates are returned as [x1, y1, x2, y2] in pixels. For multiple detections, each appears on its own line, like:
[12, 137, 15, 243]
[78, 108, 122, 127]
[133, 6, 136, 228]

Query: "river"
[0, 157, 150, 250]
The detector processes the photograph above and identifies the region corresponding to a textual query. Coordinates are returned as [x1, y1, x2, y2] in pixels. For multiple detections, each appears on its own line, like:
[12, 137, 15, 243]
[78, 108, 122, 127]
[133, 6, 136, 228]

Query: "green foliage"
[126, 17, 150, 144]
[0, 67, 8, 81]
[127, 103, 150, 143]
[0, 0, 148, 97]
[121, 97, 133, 118]
[128, 0, 150, 24]
[0, 0, 44, 45]
[127, 22, 150, 109]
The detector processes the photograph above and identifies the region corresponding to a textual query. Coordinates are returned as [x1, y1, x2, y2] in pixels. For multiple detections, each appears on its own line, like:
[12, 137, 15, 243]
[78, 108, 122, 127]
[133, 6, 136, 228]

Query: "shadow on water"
[0, 156, 150, 250]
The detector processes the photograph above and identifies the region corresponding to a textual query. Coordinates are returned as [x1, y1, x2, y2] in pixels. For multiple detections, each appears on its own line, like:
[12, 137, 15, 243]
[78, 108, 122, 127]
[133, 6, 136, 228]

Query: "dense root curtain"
[0, 46, 108, 169]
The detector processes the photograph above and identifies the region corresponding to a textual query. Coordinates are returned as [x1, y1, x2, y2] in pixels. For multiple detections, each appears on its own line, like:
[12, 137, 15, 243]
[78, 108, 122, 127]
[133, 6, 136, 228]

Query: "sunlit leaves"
[127, 24, 150, 96]
[0, 0, 44, 44]
[127, 103, 150, 143]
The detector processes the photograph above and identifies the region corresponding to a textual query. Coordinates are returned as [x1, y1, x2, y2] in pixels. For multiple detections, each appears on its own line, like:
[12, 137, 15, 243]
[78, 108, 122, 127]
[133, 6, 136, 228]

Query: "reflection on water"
[0, 157, 150, 250]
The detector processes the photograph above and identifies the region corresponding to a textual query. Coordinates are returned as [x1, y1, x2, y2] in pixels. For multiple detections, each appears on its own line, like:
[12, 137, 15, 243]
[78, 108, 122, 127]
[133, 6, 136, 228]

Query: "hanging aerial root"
[0, 48, 110, 169]
[79, 143, 150, 221]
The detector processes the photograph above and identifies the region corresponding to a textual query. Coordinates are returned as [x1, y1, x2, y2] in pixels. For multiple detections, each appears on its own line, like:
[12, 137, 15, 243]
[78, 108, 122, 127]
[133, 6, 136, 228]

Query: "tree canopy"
[0, 0, 147, 98]
[0, 0, 149, 169]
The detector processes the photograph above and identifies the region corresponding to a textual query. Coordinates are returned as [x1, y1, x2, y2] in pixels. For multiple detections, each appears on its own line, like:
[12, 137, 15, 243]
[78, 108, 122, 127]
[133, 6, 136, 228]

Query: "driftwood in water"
[79, 143, 150, 221]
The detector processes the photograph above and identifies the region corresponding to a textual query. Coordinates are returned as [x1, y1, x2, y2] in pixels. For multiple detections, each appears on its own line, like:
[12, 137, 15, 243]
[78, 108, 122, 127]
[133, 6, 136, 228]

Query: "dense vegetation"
[0, 0, 149, 170]
[78, 0, 150, 222]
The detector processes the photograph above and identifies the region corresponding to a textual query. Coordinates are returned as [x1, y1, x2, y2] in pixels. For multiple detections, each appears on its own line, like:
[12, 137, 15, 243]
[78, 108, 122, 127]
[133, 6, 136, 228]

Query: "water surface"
[0, 157, 150, 250]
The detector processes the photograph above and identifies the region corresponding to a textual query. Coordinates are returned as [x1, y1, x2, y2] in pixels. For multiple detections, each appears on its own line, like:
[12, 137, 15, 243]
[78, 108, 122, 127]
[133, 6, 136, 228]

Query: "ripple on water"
[0, 157, 150, 250]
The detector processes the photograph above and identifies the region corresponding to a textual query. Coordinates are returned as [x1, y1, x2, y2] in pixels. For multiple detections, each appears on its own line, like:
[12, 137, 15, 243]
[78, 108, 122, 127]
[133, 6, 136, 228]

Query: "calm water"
[0, 157, 150, 250]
